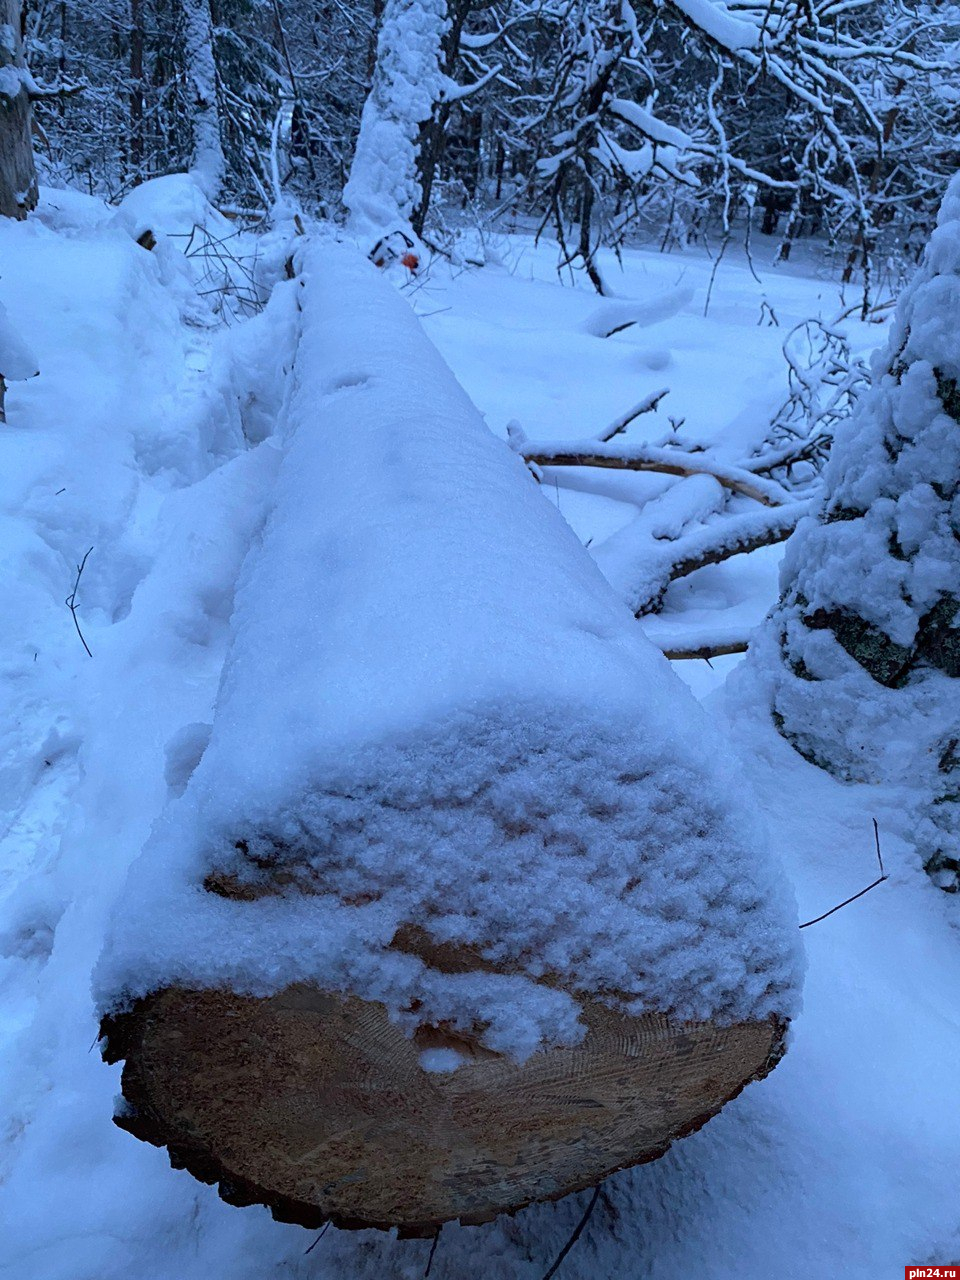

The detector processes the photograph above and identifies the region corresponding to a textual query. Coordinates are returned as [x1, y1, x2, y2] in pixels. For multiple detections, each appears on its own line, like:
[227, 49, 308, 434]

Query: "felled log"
[97, 239, 801, 1234]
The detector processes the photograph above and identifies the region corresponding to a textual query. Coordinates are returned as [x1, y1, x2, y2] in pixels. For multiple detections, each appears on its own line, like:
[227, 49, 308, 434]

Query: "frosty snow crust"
[98, 706, 800, 1061]
[96, 239, 801, 1060]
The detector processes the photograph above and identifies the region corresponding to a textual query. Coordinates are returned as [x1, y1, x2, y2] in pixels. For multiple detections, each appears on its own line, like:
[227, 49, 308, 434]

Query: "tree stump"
[102, 977, 785, 1236]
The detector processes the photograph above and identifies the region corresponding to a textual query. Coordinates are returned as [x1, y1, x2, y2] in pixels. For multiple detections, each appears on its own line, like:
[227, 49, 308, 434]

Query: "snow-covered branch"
[512, 430, 794, 507]
[594, 499, 812, 616]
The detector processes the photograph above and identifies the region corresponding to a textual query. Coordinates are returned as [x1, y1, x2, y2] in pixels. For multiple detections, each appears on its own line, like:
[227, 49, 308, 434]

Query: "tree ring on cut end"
[101, 982, 785, 1236]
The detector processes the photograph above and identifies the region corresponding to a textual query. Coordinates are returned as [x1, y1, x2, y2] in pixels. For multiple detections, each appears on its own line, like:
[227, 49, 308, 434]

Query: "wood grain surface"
[102, 983, 785, 1235]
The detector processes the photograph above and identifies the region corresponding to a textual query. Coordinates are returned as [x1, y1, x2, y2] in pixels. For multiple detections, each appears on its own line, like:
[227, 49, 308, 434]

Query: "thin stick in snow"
[65, 547, 94, 658]
[423, 1227, 441, 1276]
[303, 1222, 329, 1254]
[540, 1184, 601, 1280]
[798, 820, 888, 929]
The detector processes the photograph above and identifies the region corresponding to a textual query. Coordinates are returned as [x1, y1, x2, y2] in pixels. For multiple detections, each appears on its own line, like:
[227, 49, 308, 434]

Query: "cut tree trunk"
[98, 241, 798, 1234]
[0, 0, 38, 219]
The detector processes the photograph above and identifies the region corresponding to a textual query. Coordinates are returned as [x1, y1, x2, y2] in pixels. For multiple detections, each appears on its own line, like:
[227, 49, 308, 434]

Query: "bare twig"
[65, 547, 94, 658]
[424, 1227, 442, 1277]
[703, 232, 730, 318]
[540, 1184, 601, 1280]
[303, 1222, 330, 1254]
[798, 819, 888, 929]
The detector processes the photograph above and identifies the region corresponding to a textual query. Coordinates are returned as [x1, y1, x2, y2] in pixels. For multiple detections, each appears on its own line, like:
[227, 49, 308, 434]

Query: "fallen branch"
[592, 500, 812, 617]
[649, 502, 812, 603]
[743, 433, 831, 476]
[596, 387, 670, 441]
[635, 608, 754, 661]
[662, 639, 749, 661]
[513, 433, 792, 507]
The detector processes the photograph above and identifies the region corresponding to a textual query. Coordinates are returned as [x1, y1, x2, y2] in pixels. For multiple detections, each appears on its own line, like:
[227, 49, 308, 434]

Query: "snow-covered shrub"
[750, 173, 960, 889]
[750, 318, 870, 495]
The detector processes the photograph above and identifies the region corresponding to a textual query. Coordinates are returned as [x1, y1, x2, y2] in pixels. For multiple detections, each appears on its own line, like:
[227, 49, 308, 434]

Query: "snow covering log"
[582, 286, 694, 338]
[0, 0, 38, 220]
[749, 172, 960, 890]
[97, 238, 801, 1233]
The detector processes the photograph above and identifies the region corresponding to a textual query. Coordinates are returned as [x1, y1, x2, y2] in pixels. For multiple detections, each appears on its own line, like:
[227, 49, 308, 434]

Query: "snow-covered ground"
[416, 229, 879, 696]
[1, 183, 957, 1279]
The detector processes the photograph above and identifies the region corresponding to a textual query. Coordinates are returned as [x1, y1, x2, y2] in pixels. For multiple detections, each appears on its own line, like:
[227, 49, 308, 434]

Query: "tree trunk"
[181, 0, 224, 199]
[0, 0, 38, 220]
[128, 0, 144, 182]
[343, 0, 448, 242]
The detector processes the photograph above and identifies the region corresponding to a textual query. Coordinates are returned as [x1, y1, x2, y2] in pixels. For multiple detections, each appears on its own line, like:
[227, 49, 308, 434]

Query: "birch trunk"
[343, 0, 448, 244]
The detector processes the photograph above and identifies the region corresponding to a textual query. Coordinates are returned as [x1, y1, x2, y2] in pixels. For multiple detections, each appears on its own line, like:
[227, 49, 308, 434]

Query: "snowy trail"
[0, 185, 297, 1272]
[1, 202, 958, 1278]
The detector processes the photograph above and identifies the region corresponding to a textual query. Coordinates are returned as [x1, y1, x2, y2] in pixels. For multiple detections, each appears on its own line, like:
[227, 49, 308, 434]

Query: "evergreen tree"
[752, 171, 960, 889]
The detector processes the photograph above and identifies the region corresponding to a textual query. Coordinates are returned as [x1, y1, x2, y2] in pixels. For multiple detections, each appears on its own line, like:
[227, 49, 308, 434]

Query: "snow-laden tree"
[483, 0, 956, 292]
[751, 171, 960, 890]
[182, 0, 225, 198]
[342, 0, 449, 245]
[0, 0, 38, 218]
